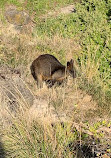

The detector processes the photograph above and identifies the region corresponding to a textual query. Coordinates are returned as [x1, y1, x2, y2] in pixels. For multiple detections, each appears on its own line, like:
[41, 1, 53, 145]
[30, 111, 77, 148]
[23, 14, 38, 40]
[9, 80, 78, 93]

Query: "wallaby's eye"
[70, 70, 74, 74]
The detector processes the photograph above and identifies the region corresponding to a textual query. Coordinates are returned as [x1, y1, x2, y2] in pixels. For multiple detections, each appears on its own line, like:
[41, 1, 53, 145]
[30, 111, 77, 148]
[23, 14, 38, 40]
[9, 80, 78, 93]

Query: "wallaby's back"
[30, 54, 75, 88]
[31, 54, 65, 78]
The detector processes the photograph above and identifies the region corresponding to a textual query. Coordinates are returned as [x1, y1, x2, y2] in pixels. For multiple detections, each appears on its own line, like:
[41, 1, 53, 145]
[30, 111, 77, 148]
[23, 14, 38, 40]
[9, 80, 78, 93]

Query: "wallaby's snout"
[30, 54, 76, 88]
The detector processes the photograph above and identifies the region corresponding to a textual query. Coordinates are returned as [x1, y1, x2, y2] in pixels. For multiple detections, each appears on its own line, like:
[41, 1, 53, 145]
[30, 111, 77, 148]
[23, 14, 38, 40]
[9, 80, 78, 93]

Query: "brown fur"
[30, 54, 76, 88]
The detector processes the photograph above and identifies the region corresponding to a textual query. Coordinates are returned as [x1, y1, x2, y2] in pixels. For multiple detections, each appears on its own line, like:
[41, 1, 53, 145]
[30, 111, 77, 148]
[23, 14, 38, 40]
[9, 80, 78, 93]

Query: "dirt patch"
[40, 4, 75, 19]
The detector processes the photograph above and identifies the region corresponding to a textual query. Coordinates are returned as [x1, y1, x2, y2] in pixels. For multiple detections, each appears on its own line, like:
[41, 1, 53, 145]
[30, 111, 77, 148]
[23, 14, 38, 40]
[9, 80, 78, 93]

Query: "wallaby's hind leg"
[37, 74, 43, 89]
[30, 64, 37, 81]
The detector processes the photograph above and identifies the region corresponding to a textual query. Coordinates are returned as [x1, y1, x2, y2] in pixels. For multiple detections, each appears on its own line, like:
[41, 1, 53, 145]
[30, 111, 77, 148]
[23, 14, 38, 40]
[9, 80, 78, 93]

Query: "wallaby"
[30, 54, 76, 88]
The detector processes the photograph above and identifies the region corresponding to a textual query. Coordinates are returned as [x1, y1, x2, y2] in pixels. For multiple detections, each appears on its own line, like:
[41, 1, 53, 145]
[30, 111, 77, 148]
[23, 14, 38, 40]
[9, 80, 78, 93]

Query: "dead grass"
[0, 2, 111, 157]
[0, 78, 111, 157]
[0, 2, 110, 127]
[0, 0, 110, 124]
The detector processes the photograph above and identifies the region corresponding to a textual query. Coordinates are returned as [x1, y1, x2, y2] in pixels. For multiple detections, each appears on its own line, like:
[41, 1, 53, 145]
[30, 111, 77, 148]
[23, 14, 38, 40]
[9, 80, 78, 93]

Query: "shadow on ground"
[0, 141, 6, 158]
[68, 138, 111, 158]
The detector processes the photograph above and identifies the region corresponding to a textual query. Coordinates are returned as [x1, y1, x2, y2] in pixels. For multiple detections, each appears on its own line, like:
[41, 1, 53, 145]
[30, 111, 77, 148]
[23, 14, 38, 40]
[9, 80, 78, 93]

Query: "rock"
[4, 7, 33, 34]
[5, 8, 30, 26]
[0, 65, 68, 124]
[0, 65, 34, 113]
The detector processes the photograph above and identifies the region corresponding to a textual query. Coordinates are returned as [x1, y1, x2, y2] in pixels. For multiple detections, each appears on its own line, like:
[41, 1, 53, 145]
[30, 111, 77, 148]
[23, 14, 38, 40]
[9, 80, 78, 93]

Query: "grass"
[34, 0, 111, 109]
[0, 0, 111, 157]
[1, 98, 111, 157]
[26, 0, 75, 15]
[1, 88, 111, 158]
[0, 0, 75, 13]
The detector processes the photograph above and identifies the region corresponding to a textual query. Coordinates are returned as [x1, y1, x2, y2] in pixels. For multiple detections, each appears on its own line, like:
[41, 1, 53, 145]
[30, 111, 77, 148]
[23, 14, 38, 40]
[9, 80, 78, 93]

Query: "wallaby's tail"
[30, 64, 37, 80]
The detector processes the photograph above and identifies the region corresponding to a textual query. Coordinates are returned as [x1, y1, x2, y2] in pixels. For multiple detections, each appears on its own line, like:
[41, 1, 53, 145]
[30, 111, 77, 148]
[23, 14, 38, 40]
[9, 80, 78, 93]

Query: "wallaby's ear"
[70, 59, 74, 65]
[67, 61, 70, 67]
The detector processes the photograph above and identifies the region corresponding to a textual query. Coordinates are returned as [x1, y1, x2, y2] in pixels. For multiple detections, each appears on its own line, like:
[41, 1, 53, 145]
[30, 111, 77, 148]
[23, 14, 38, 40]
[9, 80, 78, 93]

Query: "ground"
[0, 1, 111, 157]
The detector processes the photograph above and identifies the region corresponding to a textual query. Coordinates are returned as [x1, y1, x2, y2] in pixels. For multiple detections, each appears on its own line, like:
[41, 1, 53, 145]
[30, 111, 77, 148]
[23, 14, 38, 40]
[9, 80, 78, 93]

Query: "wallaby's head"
[66, 59, 76, 78]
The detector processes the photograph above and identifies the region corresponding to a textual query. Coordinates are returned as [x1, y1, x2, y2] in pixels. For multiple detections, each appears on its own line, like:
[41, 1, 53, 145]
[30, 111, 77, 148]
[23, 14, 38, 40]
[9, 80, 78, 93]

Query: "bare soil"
[40, 4, 75, 19]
